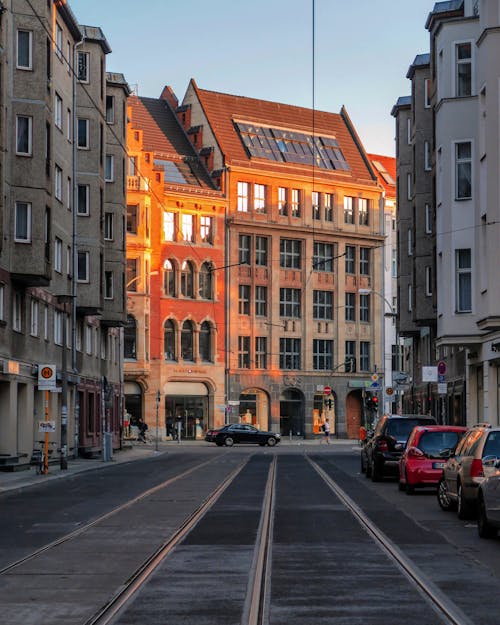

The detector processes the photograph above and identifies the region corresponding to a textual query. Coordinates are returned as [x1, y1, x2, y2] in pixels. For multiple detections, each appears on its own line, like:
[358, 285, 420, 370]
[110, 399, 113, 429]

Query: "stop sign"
[324, 386, 331, 395]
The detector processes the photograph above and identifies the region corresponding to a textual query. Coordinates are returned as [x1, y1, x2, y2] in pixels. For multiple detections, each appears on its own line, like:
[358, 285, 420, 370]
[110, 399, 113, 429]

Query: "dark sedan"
[205, 423, 281, 447]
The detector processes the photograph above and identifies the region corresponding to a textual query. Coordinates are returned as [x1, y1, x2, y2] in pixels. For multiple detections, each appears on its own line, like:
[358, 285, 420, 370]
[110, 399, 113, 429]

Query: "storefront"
[164, 382, 208, 439]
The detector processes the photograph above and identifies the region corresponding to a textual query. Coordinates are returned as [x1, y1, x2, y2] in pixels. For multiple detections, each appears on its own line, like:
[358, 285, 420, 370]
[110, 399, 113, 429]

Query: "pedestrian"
[137, 417, 148, 443]
[322, 417, 331, 445]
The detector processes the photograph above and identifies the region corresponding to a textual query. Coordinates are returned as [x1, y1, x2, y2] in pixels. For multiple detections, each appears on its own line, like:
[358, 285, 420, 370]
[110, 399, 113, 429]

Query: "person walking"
[137, 417, 148, 443]
[322, 417, 331, 445]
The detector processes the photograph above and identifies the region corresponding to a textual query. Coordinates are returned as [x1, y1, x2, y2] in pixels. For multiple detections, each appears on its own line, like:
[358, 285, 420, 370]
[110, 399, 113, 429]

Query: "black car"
[205, 423, 281, 447]
[361, 414, 437, 481]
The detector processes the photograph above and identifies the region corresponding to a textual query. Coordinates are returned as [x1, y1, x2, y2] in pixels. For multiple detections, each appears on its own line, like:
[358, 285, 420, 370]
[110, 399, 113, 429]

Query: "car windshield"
[385, 419, 432, 441]
[417, 431, 462, 458]
[482, 432, 500, 458]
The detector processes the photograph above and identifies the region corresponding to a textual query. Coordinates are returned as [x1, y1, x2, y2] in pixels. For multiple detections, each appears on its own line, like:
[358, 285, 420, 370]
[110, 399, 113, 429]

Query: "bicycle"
[30, 441, 56, 474]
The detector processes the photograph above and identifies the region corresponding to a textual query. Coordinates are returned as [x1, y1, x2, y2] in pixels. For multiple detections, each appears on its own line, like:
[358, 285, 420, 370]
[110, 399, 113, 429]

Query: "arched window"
[199, 321, 212, 362]
[164, 319, 176, 360]
[124, 314, 137, 359]
[181, 320, 194, 361]
[199, 262, 213, 299]
[181, 260, 194, 298]
[163, 259, 176, 297]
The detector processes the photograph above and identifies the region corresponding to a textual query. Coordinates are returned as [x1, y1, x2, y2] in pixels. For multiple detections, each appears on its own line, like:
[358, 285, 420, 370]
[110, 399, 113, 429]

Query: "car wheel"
[371, 458, 381, 482]
[398, 480, 406, 491]
[477, 493, 497, 539]
[457, 483, 473, 520]
[405, 472, 415, 495]
[267, 437, 277, 447]
[224, 436, 234, 447]
[360, 453, 366, 474]
[437, 477, 456, 511]
[365, 456, 372, 478]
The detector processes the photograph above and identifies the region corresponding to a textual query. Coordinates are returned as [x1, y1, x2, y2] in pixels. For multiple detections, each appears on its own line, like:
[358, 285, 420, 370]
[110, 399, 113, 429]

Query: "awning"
[164, 382, 208, 396]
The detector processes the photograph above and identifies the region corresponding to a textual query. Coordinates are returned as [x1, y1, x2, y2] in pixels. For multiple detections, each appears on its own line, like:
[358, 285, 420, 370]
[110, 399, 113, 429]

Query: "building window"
[312, 191, 320, 220]
[345, 245, 355, 274]
[278, 187, 288, 216]
[455, 41, 472, 97]
[106, 95, 115, 123]
[77, 251, 89, 282]
[163, 211, 175, 241]
[199, 321, 212, 362]
[239, 284, 251, 315]
[30, 299, 39, 337]
[255, 236, 268, 266]
[66, 177, 72, 210]
[280, 238, 301, 269]
[407, 117, 411, 144]
[424, 141, 431, 171]
[324, 193, 333, 221]
[181, 214, 194, 242]
[78, 184, 90, 215]
[456, 249, 472, 312]
[180, 260, 194, 298]
[344, 196, 354, 224]
[200, 215, 213, 243]
[254, 183, 266, 213]
[360, 293, 370, 322]
[164, 319, 176, 360]
[313, 242, 333, 272]
[239, 234, 251, 265]
[55, 22, 63, 58]
[237, 181, 249, 212]
[313, 339, 333, 370]
[14, 201, 31, 242]
[54, 237, 62, 272]
[16, 115, 32, 155]
[424, 78, 431, 108]
[408, 284, 413, 312]
[238, 336, 251, 369]
[358, 198, 369, 225]
[55, 164, 63, 201]
[124, 315, 137, 359]
[255, 337, 267, 369]
[12, 292, 23, 332]
[84, 324, 92, 354]
[77, 51, 89, 82]
[104, 212, 114, 240]
[54, 311, 64, 346]
[425, 266, 432, 296]
[455, 141, 472, 199]
[127, 204, 138, 233]
[55, 93, 63, 129]
[0, 285, 4, 321]
[105, 154, 114, 182]
[181, 320, 194, 361]
[17, 29, 32, 69]
[313, 290, 333, 320]
[359, 247, 370, 275]
[291, 189, 301, 217]
[280, 288, 301, 318]
[425, 203, 433, 234]
[407, 172, 412, 200]
[77, 118, 89, 149]
[407, 228, 413, 256]
[104, 271, 113, 299]
[199, 262, 213, 299]
[392, 249, 397, 278]
[252, 285, 266, 317]
[360, 342, 370, 372]
[345, 292, 355, 321]
[128, 156, 137, 176]
[345, 340, 357, 372]
[280, 338, 301, 370]
[163, 259, 176, 297]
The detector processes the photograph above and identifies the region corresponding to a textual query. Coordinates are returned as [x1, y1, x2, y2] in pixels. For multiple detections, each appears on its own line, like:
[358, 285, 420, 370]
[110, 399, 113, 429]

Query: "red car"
[398, 425, 467, 494]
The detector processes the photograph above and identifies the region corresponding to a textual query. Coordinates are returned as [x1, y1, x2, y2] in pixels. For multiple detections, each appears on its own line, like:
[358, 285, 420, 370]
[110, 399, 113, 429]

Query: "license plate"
[433, 462, 445, 469]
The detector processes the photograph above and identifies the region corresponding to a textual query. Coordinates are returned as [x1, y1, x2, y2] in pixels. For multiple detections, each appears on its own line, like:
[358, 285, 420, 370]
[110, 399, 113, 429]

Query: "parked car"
[361, 414, 437, 481]
[477, 457, 500, 538]
[437, 424, 500, 519]
[398, 425, 467, 494]
[205, 423, 281, 447]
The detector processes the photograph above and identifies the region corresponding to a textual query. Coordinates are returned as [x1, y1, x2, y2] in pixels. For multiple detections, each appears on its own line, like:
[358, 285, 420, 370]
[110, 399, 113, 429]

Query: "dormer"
[187, 125, 203, 149]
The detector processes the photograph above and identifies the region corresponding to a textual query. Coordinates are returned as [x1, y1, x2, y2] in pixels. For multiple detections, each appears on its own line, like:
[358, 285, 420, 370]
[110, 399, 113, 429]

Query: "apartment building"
[394, 0, 500, 426]
[176, 80, 385, 438]
[0, 1, 128, 467]
[125, 93, 226, 438]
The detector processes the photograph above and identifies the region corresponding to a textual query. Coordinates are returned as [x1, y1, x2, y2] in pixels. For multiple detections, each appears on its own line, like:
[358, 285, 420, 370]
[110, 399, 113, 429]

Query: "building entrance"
[279, 389, 304, 436]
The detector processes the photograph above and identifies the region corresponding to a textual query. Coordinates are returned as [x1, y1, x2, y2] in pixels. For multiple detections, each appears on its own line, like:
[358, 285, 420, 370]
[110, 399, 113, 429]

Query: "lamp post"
[358, 288, 399, 414]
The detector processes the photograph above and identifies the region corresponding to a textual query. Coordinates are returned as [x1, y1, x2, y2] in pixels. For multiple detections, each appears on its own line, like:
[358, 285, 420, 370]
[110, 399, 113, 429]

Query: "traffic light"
[365, 393, 372, 411]
[327, 398, 332, 409]
[365, 394, 379, 412]
[371, 395, 379, 413]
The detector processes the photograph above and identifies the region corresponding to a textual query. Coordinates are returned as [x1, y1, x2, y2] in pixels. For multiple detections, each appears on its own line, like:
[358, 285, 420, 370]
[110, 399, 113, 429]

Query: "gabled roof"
[367, 153, 396, 197]
[128, 96, 214, 189]
[191, 82, 377, 186]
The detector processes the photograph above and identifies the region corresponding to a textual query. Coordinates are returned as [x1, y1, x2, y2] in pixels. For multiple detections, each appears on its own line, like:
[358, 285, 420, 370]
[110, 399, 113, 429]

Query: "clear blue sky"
[69, 0, 433, 156]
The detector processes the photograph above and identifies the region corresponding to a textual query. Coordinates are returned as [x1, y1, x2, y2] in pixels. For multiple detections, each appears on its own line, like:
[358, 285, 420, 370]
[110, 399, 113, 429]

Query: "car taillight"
[470, 458, 484, 478]
[376, 439, 388, 452]
[408, 446, 424, 458]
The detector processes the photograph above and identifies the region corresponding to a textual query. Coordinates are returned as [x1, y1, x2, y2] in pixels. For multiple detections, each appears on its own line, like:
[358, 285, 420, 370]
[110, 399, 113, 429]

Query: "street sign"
[438, 383, 447, 395]
[38, 420, 56, 433]
[371, 373, 379, 382]
[38, 364, 56, 390]
[370, 382, 380, 390]
[437, 361, 447, 376]
[385, 387, 394, 396]
[324, 386, 332, 395]
[422, 366, 438, 382]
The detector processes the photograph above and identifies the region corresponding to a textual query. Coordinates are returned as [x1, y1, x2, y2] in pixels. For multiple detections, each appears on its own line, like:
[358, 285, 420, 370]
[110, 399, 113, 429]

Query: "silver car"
[437, 424, 500, 519]
[477, 456, 500, 538]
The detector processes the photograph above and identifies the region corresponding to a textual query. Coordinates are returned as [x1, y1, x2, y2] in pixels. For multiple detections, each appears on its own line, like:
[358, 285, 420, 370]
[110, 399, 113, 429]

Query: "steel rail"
[83, 457, 249, 625]
[308, 456, 475, 625]
[0, 455, 219, 576]
[243, 456, 277, 625]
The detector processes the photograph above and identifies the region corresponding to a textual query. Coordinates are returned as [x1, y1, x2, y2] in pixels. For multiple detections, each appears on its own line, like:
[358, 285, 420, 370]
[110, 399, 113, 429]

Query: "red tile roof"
[367, 153, 396, 197]
[192, 81, 377, 187]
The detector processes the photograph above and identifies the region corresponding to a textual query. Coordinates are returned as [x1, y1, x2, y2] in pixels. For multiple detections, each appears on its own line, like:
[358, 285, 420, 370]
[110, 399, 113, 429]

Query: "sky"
[69, 0, 434, 156]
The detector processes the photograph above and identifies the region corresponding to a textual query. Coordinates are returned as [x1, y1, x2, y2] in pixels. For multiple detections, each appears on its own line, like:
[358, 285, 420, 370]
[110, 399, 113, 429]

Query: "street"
[1, 442, 500, 624]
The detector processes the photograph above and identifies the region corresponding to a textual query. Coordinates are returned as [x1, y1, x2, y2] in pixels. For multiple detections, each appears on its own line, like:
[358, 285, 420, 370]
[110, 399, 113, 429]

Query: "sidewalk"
[0, 437, 357, 494]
